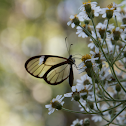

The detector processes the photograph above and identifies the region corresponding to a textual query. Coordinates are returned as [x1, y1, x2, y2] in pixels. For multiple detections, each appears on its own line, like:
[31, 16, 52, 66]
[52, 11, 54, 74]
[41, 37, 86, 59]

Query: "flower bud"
[106, 10, 113, 19]
[113, 30, 121, 41]
[124, 51, 126, 57]
[122, 17, 126, 25]
[75, 123, 81, 126]
[52, 101, 62, 110]
[83, 118, 90, 126]
[115, 84, 121, 92]
[80, 89, 88, 100]
[72, 16, 80, 26]
[88, 102, 94, 109]
[73, 91, 80, 101]
[87, 10, 94, 19]
[85, 4, 91, 13]
[85, 68, 92, 77]
[85, 60, 92, 68]
[99, 28, 106, 39]
[84, 20, 90, 25]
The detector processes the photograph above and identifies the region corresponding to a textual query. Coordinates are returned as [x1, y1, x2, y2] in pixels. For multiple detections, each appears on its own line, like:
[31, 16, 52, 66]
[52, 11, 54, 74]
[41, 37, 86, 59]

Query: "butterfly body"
[25, 55, 75, 87]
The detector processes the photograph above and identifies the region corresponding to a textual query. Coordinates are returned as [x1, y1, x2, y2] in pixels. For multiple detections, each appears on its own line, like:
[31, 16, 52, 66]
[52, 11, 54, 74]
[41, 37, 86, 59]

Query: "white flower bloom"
[78, 11, 90, 21]
[96, 20, 115, 37]
[91, 114, 102, 122]
[88, 42, 96, 49]
[100, 3, 121, 19]
[79, 99, 88, 111]
[99, 66, 112, 81]
[78, 62, 87, 73]
[79, 1, 101, 16]
[77, 1, 101, 21]
[71, 119, 83, 126]
[92, 5, 101, 17]
[64, 85, 81, 100]
[116, 107, 126, 124]
[67, 15, 76, 28]
[86, 57, 98, 62]
[79, 2, 98, 11]
[120, 0, 126, 5]
[121, 28, 126, 40]
[76, 26, 88, 38]
[45, 95, 64, 115]
[89, 31, 97, 42]
[77, 74, 92, 85]
[111, 27, 123, 40]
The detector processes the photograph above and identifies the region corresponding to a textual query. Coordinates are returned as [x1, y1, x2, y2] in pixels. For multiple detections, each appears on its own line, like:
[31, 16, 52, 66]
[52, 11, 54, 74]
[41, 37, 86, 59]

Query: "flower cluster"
[45, 1, 126, 125]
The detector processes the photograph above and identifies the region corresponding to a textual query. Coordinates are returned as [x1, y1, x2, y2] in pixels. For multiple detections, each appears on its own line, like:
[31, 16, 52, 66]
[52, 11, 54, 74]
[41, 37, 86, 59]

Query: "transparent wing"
[25, 55, 68, 78]
[44, 63, 70, 85]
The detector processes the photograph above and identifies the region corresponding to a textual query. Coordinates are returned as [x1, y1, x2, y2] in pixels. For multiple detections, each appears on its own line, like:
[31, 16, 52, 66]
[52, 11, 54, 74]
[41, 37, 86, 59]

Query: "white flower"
[91, 114, 102, 122]
[71, 119, 83, 126]
[67, 15, 76, 28]
[78, 62, 87, 73]
[78, 11, 90, 21]
[111, 27, 123, 40]
[99, 66, 112, 81]
[88, 42, 96, 49]
[77, 74, 92, 85]
[76, 26, 88, 38]
[79, 99, 88, 111]
[79, 1, 101, 16]
[64, 85, 82, 100]
[45, 95, 64, 115]
[79, 2, 98, 11]
[120, 0, 126, 5]
[67, 15, 80, 28]
[100, 3, 121, 19]
[92, 5, 101, 17]
[96, 20, 115, 38]
[89, 31, 97, 42]
[116, 107, 126, 124]
[78, 1, 101, 21]
[121, 28, 126, 40]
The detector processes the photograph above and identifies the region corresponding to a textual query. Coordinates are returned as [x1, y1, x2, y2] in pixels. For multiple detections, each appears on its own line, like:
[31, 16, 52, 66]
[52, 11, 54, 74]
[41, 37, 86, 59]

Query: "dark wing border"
[43, 61, 70, 85]
[25, 55, 73, 86]
[25, 55, 68, 78]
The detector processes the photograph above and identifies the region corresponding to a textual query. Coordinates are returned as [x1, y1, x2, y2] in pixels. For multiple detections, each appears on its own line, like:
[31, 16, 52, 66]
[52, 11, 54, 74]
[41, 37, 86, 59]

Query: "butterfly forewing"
[25, 55, 69, 78]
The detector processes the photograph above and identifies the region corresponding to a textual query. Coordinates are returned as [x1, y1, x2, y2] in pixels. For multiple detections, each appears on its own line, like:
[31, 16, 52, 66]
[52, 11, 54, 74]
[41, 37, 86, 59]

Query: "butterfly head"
[68, 55, 75, 64]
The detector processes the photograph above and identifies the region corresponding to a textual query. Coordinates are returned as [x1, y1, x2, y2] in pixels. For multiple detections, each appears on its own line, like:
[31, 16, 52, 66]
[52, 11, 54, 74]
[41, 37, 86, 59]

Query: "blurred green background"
[0, 0, 122, 126]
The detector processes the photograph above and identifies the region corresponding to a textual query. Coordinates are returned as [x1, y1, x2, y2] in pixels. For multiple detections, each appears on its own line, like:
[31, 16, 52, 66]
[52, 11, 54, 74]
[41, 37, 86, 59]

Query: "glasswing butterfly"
[25, 54, 75, 87]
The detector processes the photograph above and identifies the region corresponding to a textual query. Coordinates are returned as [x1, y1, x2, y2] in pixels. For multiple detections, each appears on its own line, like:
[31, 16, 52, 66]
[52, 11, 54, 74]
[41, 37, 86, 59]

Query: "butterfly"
[25, 55, 75, 87]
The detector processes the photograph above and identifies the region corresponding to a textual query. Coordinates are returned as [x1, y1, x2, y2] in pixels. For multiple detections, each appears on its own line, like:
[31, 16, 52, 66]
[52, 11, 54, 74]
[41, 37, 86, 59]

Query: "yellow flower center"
[70, 14, 77, 20]
[107, 3, 115, 10]
[83, 0, 91, 5]
[81, 54, 91, 62]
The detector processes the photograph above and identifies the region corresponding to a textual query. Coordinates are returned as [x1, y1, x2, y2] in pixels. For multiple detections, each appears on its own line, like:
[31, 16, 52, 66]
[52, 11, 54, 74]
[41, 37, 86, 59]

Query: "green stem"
[62, 107, 101, 115]
[105, 105, 126, 125]
[90, 16, 98, 41]
[111, 65, 126, 92]
[114, 16, 118, 27]
[112, 44, 126, 64]
[115, 63, 126, 73]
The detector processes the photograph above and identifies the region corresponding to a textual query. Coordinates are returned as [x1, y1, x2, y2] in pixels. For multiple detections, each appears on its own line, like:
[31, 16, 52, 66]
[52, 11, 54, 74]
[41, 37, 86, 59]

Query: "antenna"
[69, 44, 73, 55]
[65, 37, 73, 55]
[65, 37, 69, 55]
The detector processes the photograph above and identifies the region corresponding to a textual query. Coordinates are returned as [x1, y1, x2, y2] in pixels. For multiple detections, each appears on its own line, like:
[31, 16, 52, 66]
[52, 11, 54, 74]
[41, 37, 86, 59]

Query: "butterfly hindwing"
[43, 62, 70, 85]
[25, 55, 74, 86]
